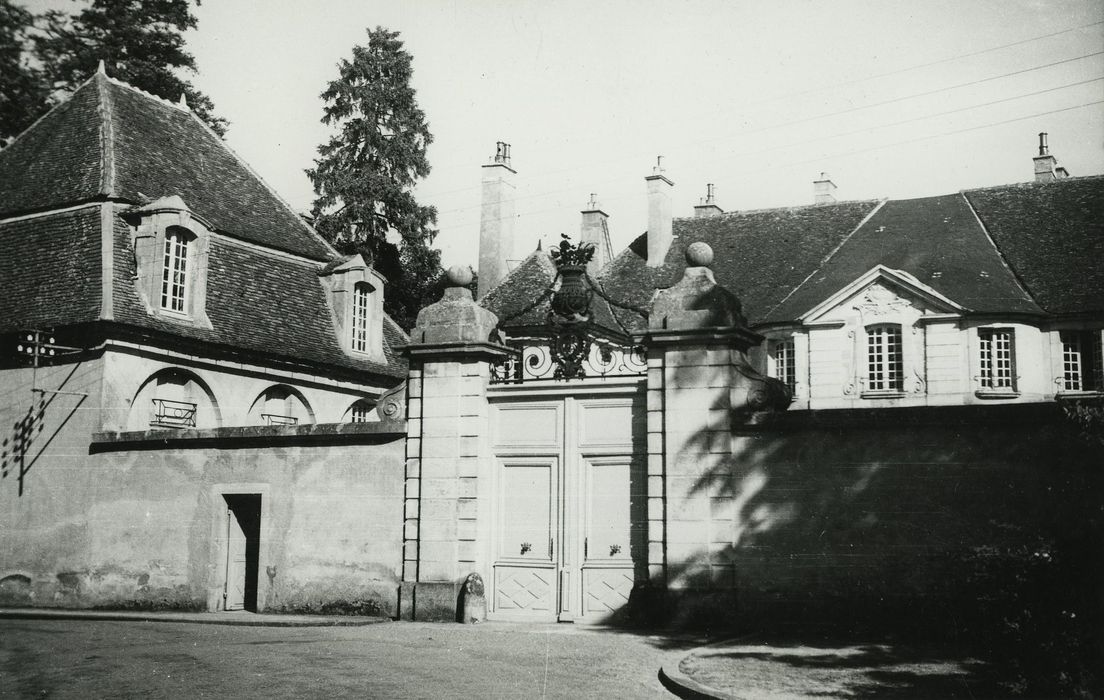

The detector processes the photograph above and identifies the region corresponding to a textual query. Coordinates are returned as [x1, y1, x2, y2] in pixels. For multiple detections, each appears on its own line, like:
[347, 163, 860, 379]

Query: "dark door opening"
[223, 494, 261, 612]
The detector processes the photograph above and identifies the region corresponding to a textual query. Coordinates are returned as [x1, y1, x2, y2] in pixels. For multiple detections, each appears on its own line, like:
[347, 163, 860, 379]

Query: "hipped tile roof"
[0, 207, 103, 331]
[766, 194, 1042, 321]
[964, 176, 1104, 315]
[0, 73, 407, 380]
[0, 72, 335, 261]
[486, 175, 1102, 332]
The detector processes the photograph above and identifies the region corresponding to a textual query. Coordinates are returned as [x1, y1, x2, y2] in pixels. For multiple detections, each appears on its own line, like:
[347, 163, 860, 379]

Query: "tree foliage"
[0, 0, 225, 143]
[35, 0, 226, 135]
[0, 0, 50, 144]
[307, 26, 442, 331]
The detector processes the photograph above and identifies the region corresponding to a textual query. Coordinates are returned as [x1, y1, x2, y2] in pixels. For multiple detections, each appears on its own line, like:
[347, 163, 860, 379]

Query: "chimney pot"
[694, 183, 724, 218]
[1033, 132, 1066, 183]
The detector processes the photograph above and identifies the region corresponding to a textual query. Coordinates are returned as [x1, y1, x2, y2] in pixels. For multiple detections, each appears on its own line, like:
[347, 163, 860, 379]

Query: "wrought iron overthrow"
[491, 336, 647, 384]
[491, 236, 648, 384]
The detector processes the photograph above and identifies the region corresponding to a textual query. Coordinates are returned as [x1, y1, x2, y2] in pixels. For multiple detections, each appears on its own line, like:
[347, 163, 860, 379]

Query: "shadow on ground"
[677, 636, 1002, 699]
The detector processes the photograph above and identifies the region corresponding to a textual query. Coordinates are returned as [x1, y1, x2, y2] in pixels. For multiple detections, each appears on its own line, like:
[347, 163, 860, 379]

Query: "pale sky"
[49, 1, 1104, 268]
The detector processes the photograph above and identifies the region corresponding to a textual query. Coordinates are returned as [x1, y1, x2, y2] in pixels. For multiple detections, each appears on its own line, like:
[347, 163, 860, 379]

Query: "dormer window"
[352, 282, 372, 353]
[318, 254, 386, 360]
[161, 227, 191, 313]
[125, 196, 212, 328]
[866, 324, 903, 392]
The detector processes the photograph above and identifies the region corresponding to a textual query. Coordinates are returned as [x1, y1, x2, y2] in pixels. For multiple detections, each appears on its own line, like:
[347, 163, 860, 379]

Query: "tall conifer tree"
[307, 27, 442, 331]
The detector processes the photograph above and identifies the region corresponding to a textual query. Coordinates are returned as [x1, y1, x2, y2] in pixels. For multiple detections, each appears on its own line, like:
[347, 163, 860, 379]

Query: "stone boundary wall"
[1, 426, 406, 617]
[652, 403, 1103, 630]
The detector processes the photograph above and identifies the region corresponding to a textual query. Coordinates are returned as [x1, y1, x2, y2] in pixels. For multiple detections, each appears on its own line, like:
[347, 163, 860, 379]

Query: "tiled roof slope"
[0, 73, 335, 261]
[0, 83, 105, 216]
[964, 176, 1104, 315]
[480, 249, 636, 336]
[111, 214, 406, 378]
[600, 200, 881, 327]
[0, 207, 102, 333]
[766, 194, 1042, 322]
[107, 81, 334, 261]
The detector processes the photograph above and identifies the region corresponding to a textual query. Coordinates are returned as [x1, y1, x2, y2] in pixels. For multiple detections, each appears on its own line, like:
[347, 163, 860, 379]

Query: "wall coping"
[90, 420, 406, 452]
[640, 326, 763, 348]
[402, 341, 517, 361]
[736, 402, 1075, 432]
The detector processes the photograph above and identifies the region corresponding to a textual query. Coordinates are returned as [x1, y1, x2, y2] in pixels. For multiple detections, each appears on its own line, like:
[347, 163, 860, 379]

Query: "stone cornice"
[402, 341, 517, 362]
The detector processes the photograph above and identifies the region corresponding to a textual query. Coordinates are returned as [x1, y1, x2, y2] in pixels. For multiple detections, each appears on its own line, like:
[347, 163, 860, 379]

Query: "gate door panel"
[581, 456, 636, 617]
[490, 394, 643, 622]
[494, 458, 558, 616]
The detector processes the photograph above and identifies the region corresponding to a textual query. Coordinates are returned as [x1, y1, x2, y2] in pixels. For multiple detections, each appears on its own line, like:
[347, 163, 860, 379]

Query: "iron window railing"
[151, 398, 197, 428]
[262, 413, 299, 426]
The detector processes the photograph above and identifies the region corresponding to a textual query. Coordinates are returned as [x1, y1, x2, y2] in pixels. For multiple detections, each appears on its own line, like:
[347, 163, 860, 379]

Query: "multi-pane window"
[866, 324, 903, 392]
[350, 400, 374, 423]
[160, 229, 189, 312]
[978, 328, 1015, 390]
[1060, 330, 1103, 392]
[352, 282, 371, 353]
[771, 339, 796, 393]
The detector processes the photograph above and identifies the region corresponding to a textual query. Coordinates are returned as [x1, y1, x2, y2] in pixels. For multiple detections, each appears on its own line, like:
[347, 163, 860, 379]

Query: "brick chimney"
[646, 158, 674, 267]
[478, 142, 516, 299]
[1033, 132, 1069, 182]
[813, 173, 837, 205]
[579, 193, 612, 274]
[693, 183, 723, 218]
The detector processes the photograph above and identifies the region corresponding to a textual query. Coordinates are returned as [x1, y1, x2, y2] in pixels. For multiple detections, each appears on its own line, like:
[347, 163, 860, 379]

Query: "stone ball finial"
[686, 242, 714, 267]
[446, 265, 473, 287]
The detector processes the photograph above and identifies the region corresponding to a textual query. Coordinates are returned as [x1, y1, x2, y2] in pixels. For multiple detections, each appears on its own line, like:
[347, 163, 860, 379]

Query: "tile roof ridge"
[962, 173, 1104, 193]
[102, 73, 191, 115]
[179, 106, 341, 262]
[675, 198, 882, 220]
[958, 191, 1042, 312]
[762, 198, 888, 320]
[95, 72, 116, 196]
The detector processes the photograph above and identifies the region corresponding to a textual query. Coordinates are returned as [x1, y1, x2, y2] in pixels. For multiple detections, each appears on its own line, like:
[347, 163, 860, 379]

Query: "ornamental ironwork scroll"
[490, 238, 648, 384]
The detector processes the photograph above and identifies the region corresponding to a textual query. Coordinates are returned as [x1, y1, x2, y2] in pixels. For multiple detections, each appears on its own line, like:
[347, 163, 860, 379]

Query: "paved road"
[0, 619, 694, 699]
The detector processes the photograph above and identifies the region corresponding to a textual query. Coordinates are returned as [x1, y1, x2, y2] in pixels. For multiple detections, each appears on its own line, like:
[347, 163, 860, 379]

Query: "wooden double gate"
[489, 393, 646, 622]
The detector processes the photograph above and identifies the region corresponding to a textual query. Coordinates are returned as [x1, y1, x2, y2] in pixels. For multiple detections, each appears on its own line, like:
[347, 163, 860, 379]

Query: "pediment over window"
[800, 266, 965, 326]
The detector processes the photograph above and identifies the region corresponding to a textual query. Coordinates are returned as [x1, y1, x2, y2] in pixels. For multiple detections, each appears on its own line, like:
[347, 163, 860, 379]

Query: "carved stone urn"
[551, 264, 592, 320]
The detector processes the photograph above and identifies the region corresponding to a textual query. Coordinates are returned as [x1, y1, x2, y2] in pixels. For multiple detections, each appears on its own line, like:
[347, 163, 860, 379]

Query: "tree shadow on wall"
[1, 362, 88, 496]
[653, 364, 1104, 698]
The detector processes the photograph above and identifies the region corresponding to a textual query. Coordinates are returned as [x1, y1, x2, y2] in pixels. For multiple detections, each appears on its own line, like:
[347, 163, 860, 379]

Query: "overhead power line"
[424, 50, 1104, 205]
[435, 100, 1104, 223]
[749, 20, 1104, 109]
[423, 19, 1104, 179]
[695, 51, 1104, 148]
